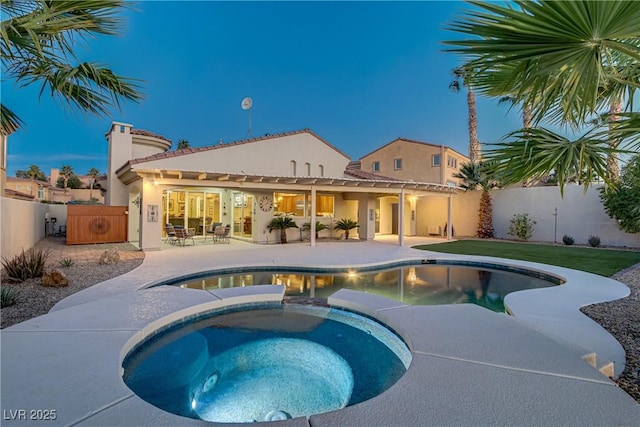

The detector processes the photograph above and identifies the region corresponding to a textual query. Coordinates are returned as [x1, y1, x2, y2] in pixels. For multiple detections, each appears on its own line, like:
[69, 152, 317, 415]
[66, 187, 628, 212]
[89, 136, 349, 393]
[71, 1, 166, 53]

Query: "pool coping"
[2, 242, 639, 425]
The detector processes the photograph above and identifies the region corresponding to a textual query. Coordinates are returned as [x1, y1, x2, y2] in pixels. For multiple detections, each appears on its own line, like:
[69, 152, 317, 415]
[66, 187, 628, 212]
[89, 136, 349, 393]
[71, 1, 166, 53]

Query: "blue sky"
[3, 1, 525, 178]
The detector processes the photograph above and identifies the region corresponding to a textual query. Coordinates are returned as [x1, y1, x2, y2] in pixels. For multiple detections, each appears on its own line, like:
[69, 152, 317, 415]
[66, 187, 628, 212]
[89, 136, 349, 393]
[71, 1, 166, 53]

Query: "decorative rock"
[41, 269, 69, 288]
[98, 248, 120, 265]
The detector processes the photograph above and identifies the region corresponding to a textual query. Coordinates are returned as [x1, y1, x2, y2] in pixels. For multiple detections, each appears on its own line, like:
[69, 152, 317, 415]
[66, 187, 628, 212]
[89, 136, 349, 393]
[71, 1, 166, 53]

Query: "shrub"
[588, 235, 601, 248]
[562, 235, 575, 245]
[59, 258, 74, 267]
[507, 213, 536, 241]
[1, 249, 50, 282]
[1, 287, 18, 308]
[334, 218, 359, 240]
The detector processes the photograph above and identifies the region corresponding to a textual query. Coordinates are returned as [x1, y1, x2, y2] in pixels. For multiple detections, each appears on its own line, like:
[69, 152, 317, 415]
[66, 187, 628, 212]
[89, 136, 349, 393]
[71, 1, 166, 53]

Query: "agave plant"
[267, 216, 298, 244]
[301, 221, 328, 239]
[334, 219, 359, 240]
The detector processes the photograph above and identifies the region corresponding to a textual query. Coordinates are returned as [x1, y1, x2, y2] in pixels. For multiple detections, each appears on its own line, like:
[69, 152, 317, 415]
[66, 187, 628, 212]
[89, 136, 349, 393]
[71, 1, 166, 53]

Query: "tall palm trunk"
[467, 89, 481, 162]
[607, 98, 622, 180]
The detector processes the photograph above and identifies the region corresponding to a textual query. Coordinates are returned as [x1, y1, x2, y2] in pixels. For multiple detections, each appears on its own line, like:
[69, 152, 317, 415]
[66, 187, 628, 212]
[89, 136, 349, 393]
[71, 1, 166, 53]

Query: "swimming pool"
[122, 303, 411, 423]
[165, 261, 562, 313]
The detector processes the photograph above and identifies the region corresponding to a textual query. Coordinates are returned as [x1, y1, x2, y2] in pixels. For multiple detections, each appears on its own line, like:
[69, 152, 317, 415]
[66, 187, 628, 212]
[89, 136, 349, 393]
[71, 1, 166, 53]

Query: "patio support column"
[399, 189, 405, 246]
[447, 194, 453, 240]
[311, 186, 316, 247]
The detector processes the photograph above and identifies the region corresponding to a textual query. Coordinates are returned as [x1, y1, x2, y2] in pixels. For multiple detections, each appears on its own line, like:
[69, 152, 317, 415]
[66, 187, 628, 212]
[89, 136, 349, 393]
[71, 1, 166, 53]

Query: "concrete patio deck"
[2, 237, 639, 426]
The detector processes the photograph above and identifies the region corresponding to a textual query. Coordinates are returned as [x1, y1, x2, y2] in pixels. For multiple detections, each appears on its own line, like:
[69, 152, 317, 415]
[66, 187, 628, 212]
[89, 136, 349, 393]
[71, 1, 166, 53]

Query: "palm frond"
[483, 127, 616, 195]
[18, 59, 142, 116]
[443, 0, 640, 127]
[0, 103, 24, 135]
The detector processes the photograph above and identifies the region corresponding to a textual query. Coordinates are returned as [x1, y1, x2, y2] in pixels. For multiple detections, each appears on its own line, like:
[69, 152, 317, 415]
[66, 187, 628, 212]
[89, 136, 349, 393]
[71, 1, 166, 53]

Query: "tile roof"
[130, 129, 172, 143]
[123, 128, 350, 168]
[343, 168, 398, 181]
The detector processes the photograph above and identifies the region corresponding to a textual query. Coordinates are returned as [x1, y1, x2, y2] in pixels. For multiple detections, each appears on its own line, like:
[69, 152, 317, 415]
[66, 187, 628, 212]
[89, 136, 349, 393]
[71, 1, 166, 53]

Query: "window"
[318, 165, 324, 177]
[38, 187, 45, 199]
[447, 156, 457, 168]
[432, 154, 441, 166]
[305, 162, 311, 176]
[394, 158, 402, 170]
[119, 125, 125, 133]
[274, 192, 305, 216]
[290, 160, 297, 176]
[372, 161, 380, 172]
[307, 194, 335, 217]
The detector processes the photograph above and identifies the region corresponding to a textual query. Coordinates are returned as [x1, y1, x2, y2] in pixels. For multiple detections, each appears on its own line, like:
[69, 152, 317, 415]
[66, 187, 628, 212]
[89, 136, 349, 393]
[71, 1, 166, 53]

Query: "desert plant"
[1, 287, 18, 308]
[588, 235, 601, 248]
[59, 258, 75, 268]
[507, 213, 536, 241]
[301, 221, 328, 239]
[267, 216, 299, 244]
[1, 249, 50, 282]
[562, 235, 575, 246]
[334, 218, 359, 240]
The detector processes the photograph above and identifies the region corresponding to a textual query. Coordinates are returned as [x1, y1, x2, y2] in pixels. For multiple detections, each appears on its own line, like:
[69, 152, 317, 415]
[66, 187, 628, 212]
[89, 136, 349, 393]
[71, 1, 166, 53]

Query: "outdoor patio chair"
[174, 227, 196, 246]
[205, 222, 223, 242]
[214, 224, 231, 244]
[164, 224, 177, 244]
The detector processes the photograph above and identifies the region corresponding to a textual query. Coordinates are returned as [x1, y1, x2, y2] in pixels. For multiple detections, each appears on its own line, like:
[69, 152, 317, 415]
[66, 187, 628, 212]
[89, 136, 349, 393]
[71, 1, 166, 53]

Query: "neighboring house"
[50, 167, 104, 189]
[4, 187, 35, 201]
[5, 177, 52, 201]
[5, 177, 75, 203]
[105, 122, 462, 250]
[358, 138, 469, 186]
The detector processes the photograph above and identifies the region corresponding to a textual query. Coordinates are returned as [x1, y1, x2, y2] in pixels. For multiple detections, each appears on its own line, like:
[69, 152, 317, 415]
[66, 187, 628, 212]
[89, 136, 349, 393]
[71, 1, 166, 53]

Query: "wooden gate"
[66, 205, 128, 245]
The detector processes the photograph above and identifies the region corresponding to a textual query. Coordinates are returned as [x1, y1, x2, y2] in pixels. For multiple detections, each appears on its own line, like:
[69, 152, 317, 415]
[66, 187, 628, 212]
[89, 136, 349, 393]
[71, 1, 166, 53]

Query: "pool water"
[176, 263, 560, 312]
[123, 304, 411, 423]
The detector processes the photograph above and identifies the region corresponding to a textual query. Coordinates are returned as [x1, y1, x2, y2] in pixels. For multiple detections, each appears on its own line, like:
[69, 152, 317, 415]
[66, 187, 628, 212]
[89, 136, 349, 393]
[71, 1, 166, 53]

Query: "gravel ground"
[1, 259, 142, 329]
[1, 257, 638, 403]
[581, 264, 640, 402]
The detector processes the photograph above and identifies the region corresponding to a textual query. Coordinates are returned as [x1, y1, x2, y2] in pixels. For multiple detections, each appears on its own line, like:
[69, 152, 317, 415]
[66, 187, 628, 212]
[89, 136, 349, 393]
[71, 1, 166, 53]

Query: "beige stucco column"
[139, 178, 163, 250]
[447, 194, 453, 240]
[399, 189, 405, 246]
[310, 186, 316, 247]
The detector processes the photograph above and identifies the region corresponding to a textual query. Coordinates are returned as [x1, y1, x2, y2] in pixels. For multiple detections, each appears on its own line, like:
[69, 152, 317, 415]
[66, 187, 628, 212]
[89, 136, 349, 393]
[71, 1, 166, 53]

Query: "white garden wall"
[456, 185, 639, 248]
[0, 198, 52, 260]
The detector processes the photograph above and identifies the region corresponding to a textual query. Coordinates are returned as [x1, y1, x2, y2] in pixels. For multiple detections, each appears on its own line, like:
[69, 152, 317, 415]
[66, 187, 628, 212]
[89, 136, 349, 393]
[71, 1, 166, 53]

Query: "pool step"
[581, 352, 614, 378]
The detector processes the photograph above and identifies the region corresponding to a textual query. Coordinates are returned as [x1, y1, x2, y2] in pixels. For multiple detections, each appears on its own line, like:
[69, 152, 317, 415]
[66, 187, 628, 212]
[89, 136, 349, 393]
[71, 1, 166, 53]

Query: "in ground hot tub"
[122, 303, 411, 423]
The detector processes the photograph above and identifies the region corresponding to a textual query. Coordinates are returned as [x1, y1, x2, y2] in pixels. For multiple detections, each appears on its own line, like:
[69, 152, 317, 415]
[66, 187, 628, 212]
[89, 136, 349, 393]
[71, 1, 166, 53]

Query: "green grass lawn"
[413, 240, 640, 277]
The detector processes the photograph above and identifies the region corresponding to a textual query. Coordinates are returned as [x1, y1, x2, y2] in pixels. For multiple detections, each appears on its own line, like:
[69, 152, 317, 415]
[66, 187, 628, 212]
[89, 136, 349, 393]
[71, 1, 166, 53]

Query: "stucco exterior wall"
[106, 122, 134, 206]
[360, 140, 468, 185]
[134, 133, 350, 178]
[0, 197, 50, 259]
[489, 185, 639, 247]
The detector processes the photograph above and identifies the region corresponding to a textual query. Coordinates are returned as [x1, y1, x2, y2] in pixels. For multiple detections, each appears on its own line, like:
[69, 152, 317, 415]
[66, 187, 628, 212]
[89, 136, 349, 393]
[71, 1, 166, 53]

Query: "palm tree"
[176, 139, 190, 149]
[0, 1, 142, 135]
[25, 164, 44, 197]
[453, 161, 496, 238]
[334, 219, 359, 240]
[87, 167, 100, 201]
[267, 216, 298, 244]
[60, 165, 73, 194]
[301, 221, 328, 239]
[444, 1, 640, 189]
[449, 66, 481, 162]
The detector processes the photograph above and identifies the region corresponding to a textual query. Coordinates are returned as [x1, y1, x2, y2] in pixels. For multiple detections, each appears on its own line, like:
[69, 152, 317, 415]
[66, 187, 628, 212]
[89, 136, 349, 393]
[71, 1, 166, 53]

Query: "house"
[105, 122, 462, 250]
[358, 137, 469, 186]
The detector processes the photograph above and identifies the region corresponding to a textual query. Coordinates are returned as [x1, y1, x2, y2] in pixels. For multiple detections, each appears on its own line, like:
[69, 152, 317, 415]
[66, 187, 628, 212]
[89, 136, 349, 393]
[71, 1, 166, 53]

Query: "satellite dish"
[241, 97, 253, 110]
[241, 97, 253, 137]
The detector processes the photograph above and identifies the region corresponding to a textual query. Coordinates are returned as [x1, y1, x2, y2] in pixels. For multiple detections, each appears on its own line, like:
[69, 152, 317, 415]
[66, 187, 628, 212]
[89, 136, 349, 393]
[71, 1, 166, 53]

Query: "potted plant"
[267, 216, 299, 244]
[301, 221, 328, 239]
[334, 218, 359, 240]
